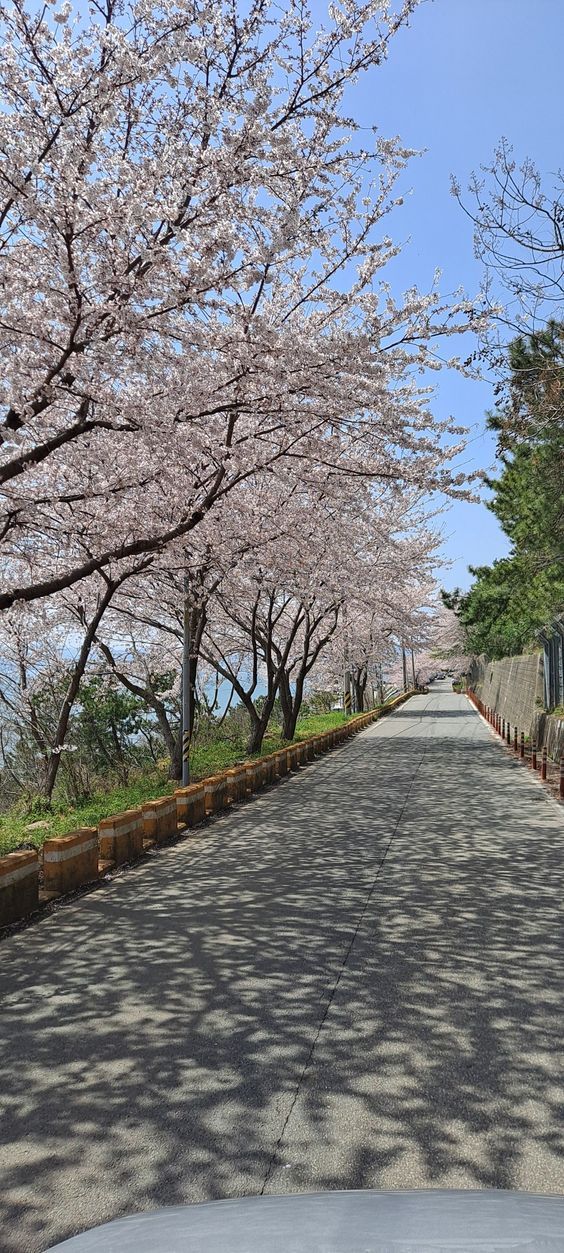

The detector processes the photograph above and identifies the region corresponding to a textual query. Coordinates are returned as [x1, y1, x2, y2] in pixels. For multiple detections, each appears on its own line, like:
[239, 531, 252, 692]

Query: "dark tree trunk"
[42, 582, 118, 802]
[188, 603, 206, 737]
[353, 666, 368, 713]
[402, 646, 408, 692]
[170, 727, 183, 781]
[279, 670, 295, 739]
[246, 704, 271, 754]
[280, 669, 305, 740]
[96, 639, 182, 781]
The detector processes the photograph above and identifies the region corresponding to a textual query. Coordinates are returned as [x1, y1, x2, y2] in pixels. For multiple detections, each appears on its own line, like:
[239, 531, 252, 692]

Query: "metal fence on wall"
[539, 618, 564, 710]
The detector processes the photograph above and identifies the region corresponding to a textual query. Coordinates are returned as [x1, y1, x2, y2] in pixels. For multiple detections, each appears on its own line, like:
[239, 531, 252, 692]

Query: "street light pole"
[181, 572, 191, 787]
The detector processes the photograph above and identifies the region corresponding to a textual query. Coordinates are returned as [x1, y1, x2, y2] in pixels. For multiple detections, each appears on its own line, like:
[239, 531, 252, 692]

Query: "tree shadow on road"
[0, 708, 563, 1250]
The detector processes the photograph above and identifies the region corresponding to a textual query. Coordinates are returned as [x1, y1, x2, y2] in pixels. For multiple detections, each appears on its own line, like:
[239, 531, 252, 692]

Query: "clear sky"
[336, 0, 564, 591]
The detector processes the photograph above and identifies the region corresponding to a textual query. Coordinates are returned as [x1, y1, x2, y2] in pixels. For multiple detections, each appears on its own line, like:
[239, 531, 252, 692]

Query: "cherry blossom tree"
[0, 556, 157, 802]
[0, 0, 481, 617]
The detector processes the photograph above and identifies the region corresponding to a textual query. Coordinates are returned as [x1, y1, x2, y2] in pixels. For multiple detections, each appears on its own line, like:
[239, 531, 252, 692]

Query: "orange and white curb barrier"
[43, 828, 98, 896]
[0, 850, 39, 926]
[203, 774, 227, 817]
[98, 809, 144, 867]
[142, 796, 178, 845]
[175, 782, 206, 827]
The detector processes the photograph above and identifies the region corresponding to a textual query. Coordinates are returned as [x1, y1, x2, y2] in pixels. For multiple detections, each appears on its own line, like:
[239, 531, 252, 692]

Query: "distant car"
[45, 1190, 564, 1251]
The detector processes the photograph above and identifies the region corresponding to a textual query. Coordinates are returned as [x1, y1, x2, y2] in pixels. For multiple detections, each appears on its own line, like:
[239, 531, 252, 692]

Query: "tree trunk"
[188, 604, 205, 737]
[280, 669, 306, 740]
[279, 670, 296, 739]
[401, 646, 408, 692]
[247, 709, 270, 755]
[353, 666, 367, 713]
[246, 687, 278, 755]
[376, 664, 384, 705]
[170, 726, 183, 781]
[42, 583, 117, 802]
[96, 639, 182, 781]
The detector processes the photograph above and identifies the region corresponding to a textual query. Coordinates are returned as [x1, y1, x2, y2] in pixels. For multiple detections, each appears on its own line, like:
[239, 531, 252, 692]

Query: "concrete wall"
[532, 710, 564, 763]
[469, 651, 564, 759]
[468, 653, 544, 737]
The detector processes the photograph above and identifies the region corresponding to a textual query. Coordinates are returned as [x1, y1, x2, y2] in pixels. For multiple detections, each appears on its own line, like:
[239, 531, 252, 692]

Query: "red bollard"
[506, 721, 511, 745]
[541, 746, 547, 781]
[513, 726, 518, 753]
[532, 741, 537, 770]
[520, 731, 525, 760]
[560, 755, 564, 800]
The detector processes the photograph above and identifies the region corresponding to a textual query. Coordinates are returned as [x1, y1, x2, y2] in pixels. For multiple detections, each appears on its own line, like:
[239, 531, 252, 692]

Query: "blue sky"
[337, 0, 563, 591]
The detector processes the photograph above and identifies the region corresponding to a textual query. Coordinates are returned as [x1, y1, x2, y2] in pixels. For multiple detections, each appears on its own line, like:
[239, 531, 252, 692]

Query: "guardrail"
[1, 692, 415, 932]
[467, 688, 564, 803]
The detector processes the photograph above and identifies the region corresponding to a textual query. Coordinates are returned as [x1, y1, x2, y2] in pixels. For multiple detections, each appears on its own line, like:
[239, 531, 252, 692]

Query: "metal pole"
[182, 573, 191, 787]
[401, 645, 408, 693]
[410, 647, 416, 689]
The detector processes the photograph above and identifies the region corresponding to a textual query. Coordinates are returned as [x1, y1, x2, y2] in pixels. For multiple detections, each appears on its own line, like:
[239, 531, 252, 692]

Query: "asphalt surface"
[1, 683, 564, 1251]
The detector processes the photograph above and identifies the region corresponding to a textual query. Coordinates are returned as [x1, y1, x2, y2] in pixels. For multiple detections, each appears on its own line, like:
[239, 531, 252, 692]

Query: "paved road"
[1, 684, 564, 1251]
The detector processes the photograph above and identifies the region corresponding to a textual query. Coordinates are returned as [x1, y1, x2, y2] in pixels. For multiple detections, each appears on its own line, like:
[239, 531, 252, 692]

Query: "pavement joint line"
[259, 714, 436, 1196]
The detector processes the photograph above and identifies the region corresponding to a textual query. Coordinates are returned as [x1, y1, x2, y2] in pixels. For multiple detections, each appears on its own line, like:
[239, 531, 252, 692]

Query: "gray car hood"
[46, 1189, 564, 1251]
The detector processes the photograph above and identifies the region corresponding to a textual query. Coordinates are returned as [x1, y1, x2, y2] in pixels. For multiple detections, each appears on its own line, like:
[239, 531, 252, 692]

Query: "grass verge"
[0, 710, 355, 856]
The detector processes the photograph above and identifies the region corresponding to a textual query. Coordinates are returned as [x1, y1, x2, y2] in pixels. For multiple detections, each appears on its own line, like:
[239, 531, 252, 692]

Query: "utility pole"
[410, 647, 416, 689]
[181, 572, 191, 786]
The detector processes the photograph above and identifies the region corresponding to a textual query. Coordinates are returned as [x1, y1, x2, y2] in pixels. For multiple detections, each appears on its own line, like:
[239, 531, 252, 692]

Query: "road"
[1, 683, 564, 1251]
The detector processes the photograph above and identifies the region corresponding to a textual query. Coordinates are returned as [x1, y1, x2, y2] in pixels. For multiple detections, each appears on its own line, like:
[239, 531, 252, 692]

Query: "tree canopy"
[444, 322, 564, 659]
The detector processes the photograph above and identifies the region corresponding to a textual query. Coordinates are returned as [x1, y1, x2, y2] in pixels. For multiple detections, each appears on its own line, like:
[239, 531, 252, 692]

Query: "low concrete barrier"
[204, 774, 227, 816]
[142, 796, 178, 845]
[175, 782, 206, 828]
[98, 809, 144, 867]
[43, 828, 98, 896]
[224, 766, 247, 804]
[263, 754, 277, 784]
[1, 697, 417, 931]
[242, 761, 258, 795]
[0, 850, 39, 926]
[275, 748, 288, 776]
[284, 745, 296, 771]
